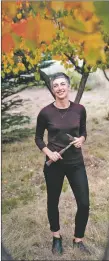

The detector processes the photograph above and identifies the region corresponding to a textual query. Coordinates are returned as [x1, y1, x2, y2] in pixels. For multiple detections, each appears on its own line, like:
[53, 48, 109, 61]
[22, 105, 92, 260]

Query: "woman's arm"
[35, 110, 62, 162]
[35, 110, 47, 150]
[79, 105, 87, 140]
[71, 106, 87, 148]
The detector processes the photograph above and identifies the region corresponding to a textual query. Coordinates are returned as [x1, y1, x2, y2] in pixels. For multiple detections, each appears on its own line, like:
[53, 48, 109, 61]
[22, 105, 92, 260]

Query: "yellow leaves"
[64, 2, 81, 10]
[48, 1, 81, 12]
[2, 54, 6, 62]
[4, 62, 8, 69]
[25, 48, 41, 67]
[83, 33, 106, 66]
[17, 2, 22, 10]
[60, 10, 99, 35]
[52, 55, 61, 61]
[5, 68, 11, 74]
[13, 68, 19, 75]
[40, 43, 46, 53]
[47, 44, 53, 52]
[7, 58, 14, 66]
[26, 55, 30, 62]
[35, 14, 56, 44]
[17, 63, 26, 71]
[9, 51, 14, 58]
[2, 51, 27, 76]
[17, 13, 22, 20]
[1, 0, 107, 71]
[2, 2, 17, 19]
[13, 63, 26, 75]
[28, 59, 35, 66]
[1, 72, 5, 79]
[2, 53, 14, 73]
[85, 33, 104, 50]
[50, 2, 64, 11]
[28, 65, 32, 70]
[81, 2, 94, 13]
[61, 15, 86, 36]
[26, 1, 30, 8]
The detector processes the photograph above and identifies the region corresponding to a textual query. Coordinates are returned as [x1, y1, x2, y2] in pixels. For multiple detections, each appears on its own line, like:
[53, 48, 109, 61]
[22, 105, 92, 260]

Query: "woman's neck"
[54, 99, 70, 109]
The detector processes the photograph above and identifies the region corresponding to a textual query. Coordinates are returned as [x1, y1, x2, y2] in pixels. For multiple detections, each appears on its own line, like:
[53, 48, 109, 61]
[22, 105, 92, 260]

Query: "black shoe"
[52, 236, 63, 255]
[73, 239, 91, 255]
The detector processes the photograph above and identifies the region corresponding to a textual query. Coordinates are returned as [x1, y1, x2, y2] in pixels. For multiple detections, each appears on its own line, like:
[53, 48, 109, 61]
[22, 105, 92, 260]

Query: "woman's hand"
[42, 147, 63, 162]
[47, 151, 63, 162]
[70, 136, 85, 148]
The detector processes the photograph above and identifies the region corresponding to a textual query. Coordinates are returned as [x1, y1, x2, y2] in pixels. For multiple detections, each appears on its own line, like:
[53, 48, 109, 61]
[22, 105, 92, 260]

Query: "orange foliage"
[52, 55, 61, 60]
[11, 19, 28, 38]
[2, 2, 17, 19]
[49, 1, 64, 11]
[81, 2, 95, 12]
[2, 33, 15, 53]
[1, 1, 106, 68]
[2, 21, 12, 37]
[11, 14, 56, 46]
[64, 2, 82, 10]
[35, 14, 56, 44]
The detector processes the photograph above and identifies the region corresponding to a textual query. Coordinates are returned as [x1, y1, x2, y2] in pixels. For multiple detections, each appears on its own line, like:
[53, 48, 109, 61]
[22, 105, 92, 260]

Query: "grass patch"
[2, 198, 18, 214]
[20, 171, 34, 182]
[2, 189, 35, 214]
[9, 183, 19, 190]
[40, 183, 46, 192]
[18, 189, 35, 205]
[90, 192, 96, 209]
[92, 149, 106, 160]
[62, 178, 68, 192]
[91, 211, 108, 223]
[92, 118, 99, 124]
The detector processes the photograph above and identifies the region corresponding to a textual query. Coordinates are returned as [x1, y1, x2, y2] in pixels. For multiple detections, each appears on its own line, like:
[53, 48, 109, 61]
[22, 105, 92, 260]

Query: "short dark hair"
[50, 72, 70, 88]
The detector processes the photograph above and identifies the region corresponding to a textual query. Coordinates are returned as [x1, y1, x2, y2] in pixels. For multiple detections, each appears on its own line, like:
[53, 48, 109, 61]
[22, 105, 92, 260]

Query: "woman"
[35, 72, 90, 255]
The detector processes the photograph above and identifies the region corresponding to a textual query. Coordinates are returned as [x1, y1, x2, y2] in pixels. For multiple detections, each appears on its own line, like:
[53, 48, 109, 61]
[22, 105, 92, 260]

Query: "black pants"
[43, 161, 90, 238]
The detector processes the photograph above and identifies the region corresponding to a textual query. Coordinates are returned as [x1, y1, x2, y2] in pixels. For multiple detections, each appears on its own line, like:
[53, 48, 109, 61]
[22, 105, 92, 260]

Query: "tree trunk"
[74, 72, 89, 104]
[39, 69, 55, 99]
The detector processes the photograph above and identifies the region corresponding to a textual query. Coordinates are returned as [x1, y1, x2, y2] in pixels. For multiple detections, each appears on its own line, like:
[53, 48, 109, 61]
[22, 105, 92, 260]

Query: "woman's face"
[52, 77, 70, 100]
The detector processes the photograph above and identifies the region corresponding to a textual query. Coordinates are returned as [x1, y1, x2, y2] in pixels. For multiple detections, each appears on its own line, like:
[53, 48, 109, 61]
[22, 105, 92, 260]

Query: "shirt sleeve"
[35, 110, 47, 150]
[79, 106, 87, 140]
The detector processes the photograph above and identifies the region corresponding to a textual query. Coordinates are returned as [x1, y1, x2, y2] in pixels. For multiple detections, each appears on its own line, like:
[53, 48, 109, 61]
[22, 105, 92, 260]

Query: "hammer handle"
[46, 142, 73, 166]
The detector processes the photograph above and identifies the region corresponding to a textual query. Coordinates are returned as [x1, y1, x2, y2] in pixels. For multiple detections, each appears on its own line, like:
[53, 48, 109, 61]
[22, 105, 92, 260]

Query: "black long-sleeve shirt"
[35, 101, 87, 165]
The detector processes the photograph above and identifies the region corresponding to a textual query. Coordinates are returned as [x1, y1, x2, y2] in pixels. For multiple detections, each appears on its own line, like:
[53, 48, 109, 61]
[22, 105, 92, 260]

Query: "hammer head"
[66, 133, 75, 141]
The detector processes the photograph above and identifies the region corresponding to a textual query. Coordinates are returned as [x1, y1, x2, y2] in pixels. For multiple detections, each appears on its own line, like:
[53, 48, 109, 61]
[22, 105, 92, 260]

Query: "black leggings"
[43, 161, 90, 238]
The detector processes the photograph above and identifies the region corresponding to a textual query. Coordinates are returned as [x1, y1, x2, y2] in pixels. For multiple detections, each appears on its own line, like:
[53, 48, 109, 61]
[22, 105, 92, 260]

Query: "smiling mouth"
[57, 91, 65, 94]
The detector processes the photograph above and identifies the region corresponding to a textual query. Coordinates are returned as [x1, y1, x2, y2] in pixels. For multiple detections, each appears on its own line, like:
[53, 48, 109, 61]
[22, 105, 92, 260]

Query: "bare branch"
[103, 69, 109, 81]
[64, 53, 83, 74]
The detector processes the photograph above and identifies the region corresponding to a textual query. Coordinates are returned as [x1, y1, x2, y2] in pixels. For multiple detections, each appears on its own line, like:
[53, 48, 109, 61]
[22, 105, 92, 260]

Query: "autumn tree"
[1, 1, 109, 136]
[1, 1, 55, 137]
